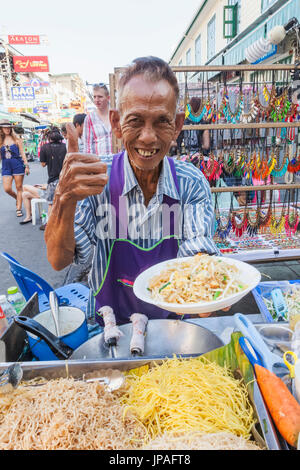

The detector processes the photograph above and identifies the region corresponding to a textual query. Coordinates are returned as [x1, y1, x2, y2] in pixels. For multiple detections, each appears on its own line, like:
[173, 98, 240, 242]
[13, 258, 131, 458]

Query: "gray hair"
[117, 56, 179, 111]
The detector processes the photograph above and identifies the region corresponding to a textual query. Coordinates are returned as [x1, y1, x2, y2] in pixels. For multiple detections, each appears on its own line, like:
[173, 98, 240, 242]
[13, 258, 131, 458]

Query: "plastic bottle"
[7, 287, 26, 315]
[0, 295, 16, 324]
[41, 211, 47, 225]
[0, 306, 8, 333]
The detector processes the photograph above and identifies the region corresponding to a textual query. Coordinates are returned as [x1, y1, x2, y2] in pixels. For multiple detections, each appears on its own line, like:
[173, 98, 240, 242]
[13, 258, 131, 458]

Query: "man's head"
[61, 125, 67, 139]
[110, 57, 184, 172]
[73, 113, 87, 138]
[93, 84, 110, 113]
[49, 129, 63, 143]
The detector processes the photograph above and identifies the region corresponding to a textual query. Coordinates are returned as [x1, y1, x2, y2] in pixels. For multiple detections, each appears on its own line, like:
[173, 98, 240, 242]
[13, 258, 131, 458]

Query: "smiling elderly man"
[45, 57, 219, 326]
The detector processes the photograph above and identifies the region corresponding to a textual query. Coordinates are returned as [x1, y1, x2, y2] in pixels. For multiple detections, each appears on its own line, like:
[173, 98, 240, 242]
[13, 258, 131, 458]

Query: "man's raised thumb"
[66, 123, 79, 153]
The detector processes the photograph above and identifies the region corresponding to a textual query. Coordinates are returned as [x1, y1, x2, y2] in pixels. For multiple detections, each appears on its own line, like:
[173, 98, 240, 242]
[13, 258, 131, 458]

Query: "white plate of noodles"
[133, 254, 261, 314]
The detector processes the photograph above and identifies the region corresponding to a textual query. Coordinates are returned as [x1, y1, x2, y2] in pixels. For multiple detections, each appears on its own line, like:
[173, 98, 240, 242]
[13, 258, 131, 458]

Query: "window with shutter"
[207, 15, 216, 60]
[195, 34, 201, 65]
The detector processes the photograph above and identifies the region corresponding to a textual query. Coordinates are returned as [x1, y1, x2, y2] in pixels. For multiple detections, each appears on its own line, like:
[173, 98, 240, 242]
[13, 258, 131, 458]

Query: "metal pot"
[14, 317, 223, 360]
[17, 307, 88, 361]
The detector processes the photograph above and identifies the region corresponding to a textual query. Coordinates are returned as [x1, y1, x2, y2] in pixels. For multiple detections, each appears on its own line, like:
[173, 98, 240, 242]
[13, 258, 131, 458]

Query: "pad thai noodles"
[148, 254, 247, 304]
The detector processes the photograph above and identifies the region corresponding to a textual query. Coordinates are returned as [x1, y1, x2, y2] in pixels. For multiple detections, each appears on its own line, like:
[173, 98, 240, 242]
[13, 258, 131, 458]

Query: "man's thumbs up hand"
[55, 123, 109, 203]
[66, 123, 79, 153]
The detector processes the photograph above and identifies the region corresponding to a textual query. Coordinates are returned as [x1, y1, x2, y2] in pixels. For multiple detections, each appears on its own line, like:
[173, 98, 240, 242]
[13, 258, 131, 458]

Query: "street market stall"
[0, 63, 299, 452]
[0, 294, 288, 450]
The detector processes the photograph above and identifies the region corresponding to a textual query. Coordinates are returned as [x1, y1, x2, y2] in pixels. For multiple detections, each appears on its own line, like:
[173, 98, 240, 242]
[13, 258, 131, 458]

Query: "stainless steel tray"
[0, 294, 287, 450]
[0, 356, 285, 450]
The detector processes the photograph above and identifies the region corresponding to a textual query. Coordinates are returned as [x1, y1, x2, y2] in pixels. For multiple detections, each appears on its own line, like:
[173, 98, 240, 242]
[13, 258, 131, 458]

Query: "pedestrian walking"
[82, 83, 112, 155]
[73, 113, 86, 152]
[39, 128, 67, 231]
[0, 119, 29, 217]
[61, 124, 68, 151]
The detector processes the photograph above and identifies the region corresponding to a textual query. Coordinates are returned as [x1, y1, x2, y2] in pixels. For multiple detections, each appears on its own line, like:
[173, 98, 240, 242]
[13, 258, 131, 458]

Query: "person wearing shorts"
[0, 120, 29, 217]
[39, 127, 67, 230]
[19, 184, 47, 225]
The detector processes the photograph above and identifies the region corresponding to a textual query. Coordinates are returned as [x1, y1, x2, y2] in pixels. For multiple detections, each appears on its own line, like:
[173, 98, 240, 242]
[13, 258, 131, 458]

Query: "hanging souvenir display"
[214, 194, 232, 240]
[269, 191, 288, 236]
[285, 189, 299, 236]
[178, 65, 300, 256]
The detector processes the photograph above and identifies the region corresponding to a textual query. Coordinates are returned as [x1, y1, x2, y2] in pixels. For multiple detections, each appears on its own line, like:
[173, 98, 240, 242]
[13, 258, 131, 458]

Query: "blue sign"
[253, 45, 278, 64]
[11, 86, 35, 101]
[33, 105, 48, 114]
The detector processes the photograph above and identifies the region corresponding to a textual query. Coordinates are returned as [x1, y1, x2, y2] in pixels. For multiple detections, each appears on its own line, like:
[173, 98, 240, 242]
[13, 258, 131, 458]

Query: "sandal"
[16, 210, 23, 217]
[19, 218, 32, 225]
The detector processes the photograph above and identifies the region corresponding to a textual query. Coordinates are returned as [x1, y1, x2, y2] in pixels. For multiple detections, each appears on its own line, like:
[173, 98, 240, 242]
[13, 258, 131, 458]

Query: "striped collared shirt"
[74, 152, 219, 298]
[82, 110, 112, 155]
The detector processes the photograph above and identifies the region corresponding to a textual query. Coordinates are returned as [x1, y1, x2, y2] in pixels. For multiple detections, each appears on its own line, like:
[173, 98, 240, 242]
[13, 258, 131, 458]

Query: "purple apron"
[94, 152, 183, 326]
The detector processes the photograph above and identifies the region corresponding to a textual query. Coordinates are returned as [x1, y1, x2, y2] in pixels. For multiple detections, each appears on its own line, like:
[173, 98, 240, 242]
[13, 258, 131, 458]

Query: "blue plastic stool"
[1, 252, 89, 314]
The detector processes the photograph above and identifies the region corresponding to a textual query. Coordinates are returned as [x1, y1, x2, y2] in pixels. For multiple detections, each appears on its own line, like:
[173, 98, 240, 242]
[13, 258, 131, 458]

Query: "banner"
[11, 86, 35, 101]
[13, 56, 49, 73]
[8, 35, 40, 45]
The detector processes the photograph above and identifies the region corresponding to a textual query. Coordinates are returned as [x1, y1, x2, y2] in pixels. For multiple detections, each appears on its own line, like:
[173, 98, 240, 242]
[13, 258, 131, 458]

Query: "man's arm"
[45, 123, 108, 271]
[82, 114, 95, 154]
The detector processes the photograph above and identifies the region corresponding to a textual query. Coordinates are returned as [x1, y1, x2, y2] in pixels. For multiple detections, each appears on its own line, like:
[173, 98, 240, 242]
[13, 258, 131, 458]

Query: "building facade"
[49, 73, 91, 124]
[169, 0, 300, 76]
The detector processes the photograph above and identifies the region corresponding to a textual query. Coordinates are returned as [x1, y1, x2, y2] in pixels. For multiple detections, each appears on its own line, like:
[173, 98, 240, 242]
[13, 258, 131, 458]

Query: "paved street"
[0, 159, 69, 295]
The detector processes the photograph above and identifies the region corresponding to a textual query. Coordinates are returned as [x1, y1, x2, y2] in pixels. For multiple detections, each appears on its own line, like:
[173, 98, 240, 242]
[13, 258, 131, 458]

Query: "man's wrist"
[53, 189, 77, 213]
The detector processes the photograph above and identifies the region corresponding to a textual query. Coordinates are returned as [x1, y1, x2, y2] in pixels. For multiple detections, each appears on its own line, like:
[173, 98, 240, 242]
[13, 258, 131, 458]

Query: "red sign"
[8, 35, 40, 45]
[13, 56, 49, 73]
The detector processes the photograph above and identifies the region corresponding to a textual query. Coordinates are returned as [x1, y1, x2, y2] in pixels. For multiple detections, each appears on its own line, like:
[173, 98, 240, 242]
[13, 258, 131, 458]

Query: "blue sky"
[1, 0, 201, 84]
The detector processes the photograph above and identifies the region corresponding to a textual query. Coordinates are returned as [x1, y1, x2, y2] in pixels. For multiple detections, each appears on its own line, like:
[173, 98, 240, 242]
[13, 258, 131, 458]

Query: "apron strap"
[167, 157, 180, 196]
[110, 153, 180, 238]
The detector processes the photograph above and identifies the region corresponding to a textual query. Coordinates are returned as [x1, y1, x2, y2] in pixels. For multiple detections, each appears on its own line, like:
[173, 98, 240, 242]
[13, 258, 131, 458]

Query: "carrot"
[254, 364, 300, 447]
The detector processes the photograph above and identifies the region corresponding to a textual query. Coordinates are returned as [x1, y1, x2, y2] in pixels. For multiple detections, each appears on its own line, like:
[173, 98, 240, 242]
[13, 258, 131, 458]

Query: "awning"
[20, 112, 40, 124]
[0, 111, 39, 129]
[0, 110, 21, 123]
[223, 0, 300, 65]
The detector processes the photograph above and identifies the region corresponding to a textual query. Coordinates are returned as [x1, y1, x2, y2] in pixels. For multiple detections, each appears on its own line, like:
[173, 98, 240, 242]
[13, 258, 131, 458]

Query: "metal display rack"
[109, 63, 300, 262]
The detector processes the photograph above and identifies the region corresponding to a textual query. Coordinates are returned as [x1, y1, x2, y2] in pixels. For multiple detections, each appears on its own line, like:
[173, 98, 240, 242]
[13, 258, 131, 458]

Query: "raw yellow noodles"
[122, 356, 255, 440]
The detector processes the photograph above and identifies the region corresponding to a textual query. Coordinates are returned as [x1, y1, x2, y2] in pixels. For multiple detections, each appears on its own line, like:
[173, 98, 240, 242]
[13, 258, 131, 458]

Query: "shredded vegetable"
[263, 284, 300, 323]
[148, 254, 247, 304]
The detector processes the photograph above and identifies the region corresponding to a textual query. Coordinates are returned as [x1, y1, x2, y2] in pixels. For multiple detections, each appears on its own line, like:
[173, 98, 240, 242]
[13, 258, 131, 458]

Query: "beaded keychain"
[214, 191, 233, 240]
[285, 188, 299, 236]
[270, 189, 288, 235]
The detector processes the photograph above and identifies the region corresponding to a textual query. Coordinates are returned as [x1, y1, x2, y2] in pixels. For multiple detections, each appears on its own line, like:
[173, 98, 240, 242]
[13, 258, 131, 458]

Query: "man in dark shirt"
[39, 127, 67, 230]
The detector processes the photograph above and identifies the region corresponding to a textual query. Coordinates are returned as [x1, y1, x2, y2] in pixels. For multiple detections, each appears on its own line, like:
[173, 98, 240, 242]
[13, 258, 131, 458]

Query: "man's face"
[93, 88, 109, 112]
[113, 76, 183, 172]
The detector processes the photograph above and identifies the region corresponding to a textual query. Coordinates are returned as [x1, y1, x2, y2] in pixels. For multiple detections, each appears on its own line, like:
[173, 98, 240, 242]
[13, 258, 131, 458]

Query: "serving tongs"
[0, 363, 23, 394]
[0, 363, 125, 394]
[24, 368, 125, 392]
